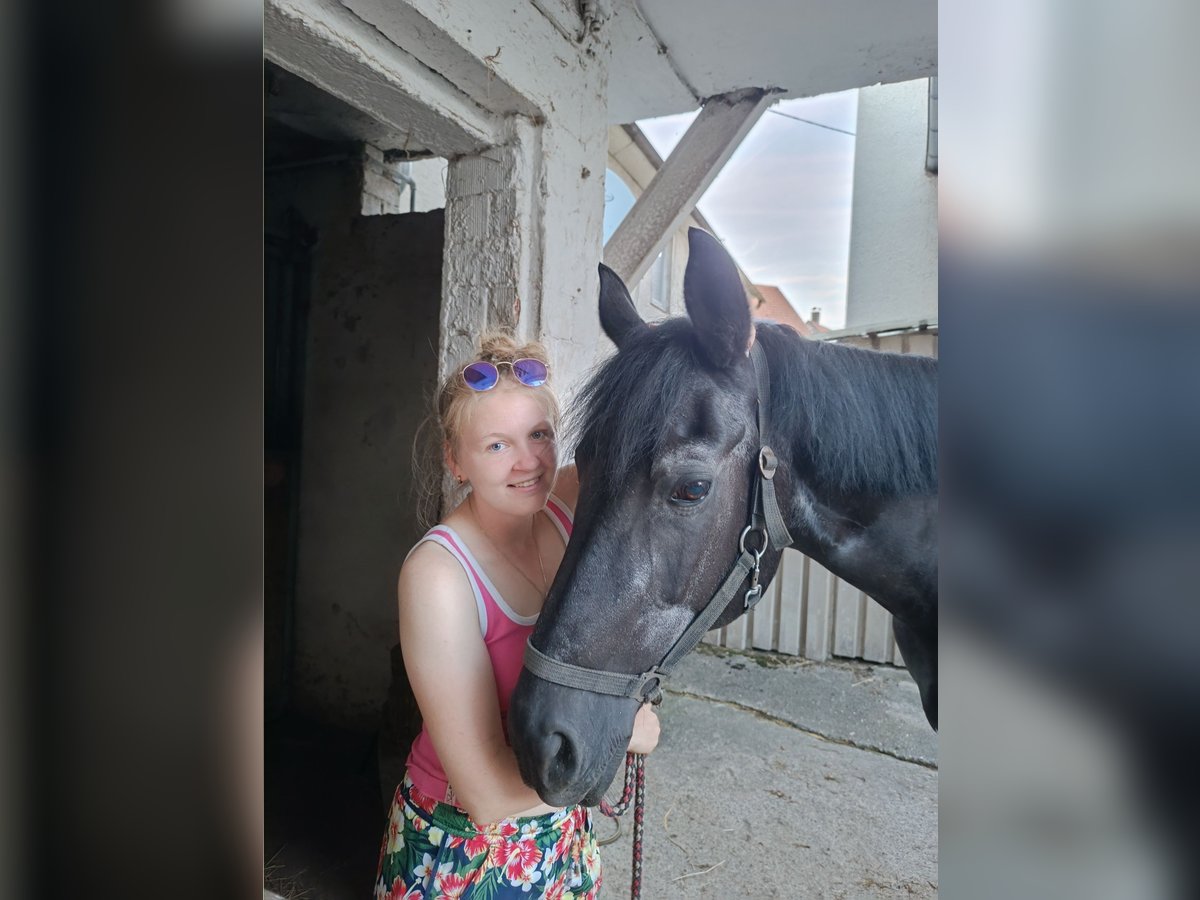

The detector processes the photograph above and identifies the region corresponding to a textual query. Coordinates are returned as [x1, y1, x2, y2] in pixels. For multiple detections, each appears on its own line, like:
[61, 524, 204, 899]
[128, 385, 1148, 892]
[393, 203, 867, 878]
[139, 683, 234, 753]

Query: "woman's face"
[452, 382, 557, 516]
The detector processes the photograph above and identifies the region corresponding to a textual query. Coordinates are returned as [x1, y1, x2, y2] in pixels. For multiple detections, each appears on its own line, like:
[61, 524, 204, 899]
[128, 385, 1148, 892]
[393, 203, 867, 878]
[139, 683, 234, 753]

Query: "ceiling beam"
[603, 88, 776, 286]
[265, 0, 507, 159]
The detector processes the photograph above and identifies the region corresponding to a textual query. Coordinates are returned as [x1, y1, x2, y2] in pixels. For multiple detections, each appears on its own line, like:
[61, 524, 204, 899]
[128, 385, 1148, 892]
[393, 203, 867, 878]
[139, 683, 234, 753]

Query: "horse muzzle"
[508, 669, 631, 807]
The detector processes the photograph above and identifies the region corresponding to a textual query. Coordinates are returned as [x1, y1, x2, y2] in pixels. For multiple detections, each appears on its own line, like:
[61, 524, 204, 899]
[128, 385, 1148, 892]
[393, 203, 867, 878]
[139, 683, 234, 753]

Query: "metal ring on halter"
[630, 667, 665, 705]
[759, 446, 779, 479]
[739, 524, 767, 558]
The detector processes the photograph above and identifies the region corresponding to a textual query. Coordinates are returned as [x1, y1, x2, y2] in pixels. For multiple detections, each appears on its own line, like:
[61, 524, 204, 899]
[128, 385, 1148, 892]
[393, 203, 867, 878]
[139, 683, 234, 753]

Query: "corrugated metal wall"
[705, 328, 937, 667]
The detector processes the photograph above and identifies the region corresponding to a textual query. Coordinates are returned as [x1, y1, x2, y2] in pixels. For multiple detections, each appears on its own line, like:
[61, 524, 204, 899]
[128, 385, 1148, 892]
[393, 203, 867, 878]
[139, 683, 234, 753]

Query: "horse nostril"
[543, 730, 579, 789]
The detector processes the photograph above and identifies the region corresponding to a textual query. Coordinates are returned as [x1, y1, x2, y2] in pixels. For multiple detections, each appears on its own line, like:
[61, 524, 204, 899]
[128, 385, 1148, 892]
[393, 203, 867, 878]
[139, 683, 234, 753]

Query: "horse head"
[509, 229, 786, 806]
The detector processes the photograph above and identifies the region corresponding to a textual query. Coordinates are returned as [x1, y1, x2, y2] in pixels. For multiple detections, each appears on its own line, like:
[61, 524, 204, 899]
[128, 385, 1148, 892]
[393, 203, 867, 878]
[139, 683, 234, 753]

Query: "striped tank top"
[403, 494, 574, 803]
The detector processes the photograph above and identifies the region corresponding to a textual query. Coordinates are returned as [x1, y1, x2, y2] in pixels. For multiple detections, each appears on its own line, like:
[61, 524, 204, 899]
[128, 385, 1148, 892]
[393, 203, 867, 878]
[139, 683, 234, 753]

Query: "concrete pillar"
[440, 68, 611, 399]
[441, 119, 540, 373]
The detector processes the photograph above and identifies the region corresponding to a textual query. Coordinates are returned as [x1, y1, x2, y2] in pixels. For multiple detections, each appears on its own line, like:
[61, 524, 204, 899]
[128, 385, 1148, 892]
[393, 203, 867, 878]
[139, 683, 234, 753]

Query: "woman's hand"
[627, 703, 661, 755]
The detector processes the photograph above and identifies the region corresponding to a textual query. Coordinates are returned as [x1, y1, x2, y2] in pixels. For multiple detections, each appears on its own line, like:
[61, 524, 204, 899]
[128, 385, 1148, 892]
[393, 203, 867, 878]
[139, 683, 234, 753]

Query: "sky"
[608, 89, 859, 330]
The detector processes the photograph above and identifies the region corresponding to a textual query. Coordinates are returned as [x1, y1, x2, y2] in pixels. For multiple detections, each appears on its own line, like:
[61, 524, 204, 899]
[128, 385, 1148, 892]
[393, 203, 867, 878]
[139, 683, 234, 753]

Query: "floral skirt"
[374, 774, 602, 899]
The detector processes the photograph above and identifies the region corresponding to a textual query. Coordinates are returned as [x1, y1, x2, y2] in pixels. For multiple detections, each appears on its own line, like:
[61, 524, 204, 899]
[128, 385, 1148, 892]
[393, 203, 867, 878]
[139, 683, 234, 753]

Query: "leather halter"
[523, 342, 794, 705]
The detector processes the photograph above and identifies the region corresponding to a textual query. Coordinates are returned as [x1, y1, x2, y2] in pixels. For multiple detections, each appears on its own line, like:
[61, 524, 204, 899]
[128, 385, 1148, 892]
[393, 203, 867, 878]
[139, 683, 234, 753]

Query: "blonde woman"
[375, 333, 659, 899]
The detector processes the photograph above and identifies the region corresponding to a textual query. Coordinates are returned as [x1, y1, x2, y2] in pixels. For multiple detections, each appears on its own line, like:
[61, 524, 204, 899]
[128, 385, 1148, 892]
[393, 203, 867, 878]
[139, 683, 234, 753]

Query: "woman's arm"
[398, 543, 557, 823]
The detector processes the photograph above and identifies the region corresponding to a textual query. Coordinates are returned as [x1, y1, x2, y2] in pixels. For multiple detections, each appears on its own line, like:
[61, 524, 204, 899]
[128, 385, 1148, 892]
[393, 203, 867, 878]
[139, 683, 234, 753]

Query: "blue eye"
[488, 442, 505, 452]
[670, 480, 711, 504]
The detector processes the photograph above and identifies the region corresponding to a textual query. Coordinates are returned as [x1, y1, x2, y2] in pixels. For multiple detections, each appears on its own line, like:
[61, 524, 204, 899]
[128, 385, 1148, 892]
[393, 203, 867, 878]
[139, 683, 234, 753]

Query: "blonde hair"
[413, 331, 560, 529]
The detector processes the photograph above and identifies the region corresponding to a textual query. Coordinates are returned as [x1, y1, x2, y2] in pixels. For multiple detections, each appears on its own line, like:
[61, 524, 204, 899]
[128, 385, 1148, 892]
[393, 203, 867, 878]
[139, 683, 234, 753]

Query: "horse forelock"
[569, 319, 712, 503]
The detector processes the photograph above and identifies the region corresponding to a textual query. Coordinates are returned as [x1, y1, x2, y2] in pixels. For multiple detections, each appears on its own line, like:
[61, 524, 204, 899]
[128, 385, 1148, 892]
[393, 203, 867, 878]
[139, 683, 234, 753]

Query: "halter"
[523, 341, 794, 705]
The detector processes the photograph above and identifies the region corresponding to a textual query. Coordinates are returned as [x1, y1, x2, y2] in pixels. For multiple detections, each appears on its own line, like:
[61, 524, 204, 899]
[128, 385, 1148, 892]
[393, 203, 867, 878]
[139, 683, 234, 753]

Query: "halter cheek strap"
[523, 342, 794, 705]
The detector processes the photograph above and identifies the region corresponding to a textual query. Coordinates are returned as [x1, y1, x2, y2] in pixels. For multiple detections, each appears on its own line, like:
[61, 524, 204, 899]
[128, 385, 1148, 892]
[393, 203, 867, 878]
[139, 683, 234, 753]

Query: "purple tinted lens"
[463, 362, 499, 391]
[512, 358, 548, 386]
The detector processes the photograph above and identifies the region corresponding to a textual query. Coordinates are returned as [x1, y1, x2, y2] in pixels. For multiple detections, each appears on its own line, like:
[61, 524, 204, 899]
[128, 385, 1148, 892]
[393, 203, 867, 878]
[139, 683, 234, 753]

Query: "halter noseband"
[523, 342, 794, 706]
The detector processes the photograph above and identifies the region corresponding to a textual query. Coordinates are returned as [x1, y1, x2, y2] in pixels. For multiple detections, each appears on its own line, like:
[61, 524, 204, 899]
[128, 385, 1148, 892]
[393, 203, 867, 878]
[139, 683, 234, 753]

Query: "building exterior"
[844, 77, 939, 332]
[264, 0, 936, 732]
[751, 284, 829, 337]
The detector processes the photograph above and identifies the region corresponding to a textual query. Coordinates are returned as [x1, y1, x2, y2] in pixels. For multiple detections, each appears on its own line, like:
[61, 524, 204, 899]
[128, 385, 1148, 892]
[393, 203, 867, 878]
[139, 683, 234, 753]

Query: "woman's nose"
[513, 442, 540, 470]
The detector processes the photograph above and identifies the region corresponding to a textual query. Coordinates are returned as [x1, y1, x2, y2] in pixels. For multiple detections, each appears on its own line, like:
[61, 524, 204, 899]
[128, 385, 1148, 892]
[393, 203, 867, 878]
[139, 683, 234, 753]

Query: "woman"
[375, 333, 660, 899]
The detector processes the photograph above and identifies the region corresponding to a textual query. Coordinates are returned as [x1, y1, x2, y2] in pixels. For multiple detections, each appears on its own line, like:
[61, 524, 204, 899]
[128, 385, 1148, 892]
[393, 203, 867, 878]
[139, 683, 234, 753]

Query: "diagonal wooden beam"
[604, 88, 776, 286]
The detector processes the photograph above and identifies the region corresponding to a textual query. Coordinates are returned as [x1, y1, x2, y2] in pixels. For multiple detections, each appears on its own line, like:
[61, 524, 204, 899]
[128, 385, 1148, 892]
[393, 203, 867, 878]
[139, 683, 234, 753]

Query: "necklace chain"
[468, 493, 549, 595]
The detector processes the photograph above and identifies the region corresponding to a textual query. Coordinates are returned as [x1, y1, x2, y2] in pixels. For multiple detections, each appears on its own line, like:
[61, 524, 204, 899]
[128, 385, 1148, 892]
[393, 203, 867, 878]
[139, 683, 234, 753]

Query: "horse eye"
[670, 480, 711, 504]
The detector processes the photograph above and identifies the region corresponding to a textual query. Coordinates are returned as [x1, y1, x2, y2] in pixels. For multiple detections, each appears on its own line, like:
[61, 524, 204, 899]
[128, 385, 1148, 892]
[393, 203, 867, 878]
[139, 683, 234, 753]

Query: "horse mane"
[757, 322, 937, 496]
[570, 319, 937, 501]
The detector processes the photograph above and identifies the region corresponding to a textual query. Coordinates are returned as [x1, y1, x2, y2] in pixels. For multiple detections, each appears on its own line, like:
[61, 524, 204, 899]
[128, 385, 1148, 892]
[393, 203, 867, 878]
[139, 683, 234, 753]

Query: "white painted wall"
[844, 79, 937, 330]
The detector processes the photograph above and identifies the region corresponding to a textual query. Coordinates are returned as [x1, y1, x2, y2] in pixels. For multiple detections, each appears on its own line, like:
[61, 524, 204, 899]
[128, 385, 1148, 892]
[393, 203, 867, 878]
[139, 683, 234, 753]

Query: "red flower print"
[551, 815, 577, 862]
[503, 838, 543, 882]
[434, 870, 469, 899]
[462, 834, 490, 860]
[486, 838, 512, 871]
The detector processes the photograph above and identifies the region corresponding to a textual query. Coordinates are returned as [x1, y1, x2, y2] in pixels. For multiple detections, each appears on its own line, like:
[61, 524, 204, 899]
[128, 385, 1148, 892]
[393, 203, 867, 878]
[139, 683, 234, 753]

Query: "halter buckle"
[759, 446, 779, 480]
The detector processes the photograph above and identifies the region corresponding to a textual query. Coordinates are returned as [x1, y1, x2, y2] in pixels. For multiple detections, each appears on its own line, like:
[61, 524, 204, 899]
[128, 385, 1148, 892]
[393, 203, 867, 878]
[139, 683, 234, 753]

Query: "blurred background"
[940, 2, 1200, 898]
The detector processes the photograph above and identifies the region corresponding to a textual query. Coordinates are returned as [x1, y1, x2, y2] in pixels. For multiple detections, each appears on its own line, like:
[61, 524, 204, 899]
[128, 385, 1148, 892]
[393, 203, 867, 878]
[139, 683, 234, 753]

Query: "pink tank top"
[404, 495, 574, 803]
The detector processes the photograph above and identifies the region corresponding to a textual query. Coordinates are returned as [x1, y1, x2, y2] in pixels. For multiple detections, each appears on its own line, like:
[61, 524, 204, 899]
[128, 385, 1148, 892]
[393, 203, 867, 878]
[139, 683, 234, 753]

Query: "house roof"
[751, 284, 830, 338]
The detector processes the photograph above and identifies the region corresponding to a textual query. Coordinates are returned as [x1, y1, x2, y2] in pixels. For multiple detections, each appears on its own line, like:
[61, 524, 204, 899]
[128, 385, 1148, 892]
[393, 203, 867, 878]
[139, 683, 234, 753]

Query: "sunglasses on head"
[461, 358, 549, 391]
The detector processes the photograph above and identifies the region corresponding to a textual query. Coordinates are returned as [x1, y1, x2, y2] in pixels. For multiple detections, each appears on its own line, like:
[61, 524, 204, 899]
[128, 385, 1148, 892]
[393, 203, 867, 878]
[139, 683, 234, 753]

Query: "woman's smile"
[509, 473, 544, 491]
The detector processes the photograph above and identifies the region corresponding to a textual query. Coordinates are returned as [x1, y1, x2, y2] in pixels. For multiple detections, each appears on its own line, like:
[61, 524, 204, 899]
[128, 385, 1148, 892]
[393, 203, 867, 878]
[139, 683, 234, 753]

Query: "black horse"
[509, 228, 937, 807]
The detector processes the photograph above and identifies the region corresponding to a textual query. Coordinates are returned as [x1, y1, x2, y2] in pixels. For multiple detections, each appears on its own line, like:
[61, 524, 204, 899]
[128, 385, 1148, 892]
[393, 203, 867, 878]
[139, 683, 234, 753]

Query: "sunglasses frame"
[461, 358, 550, 392]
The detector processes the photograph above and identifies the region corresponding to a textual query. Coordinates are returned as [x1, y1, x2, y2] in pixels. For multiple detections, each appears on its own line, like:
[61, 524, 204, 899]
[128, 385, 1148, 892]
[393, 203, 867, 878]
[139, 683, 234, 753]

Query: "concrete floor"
[264, 645, 938, 898]
[598, 646, 938, 898]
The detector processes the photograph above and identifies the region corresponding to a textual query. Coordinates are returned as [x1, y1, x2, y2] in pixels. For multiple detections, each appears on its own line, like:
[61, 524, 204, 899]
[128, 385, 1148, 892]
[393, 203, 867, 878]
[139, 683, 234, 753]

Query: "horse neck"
[758, 325, 938, 502]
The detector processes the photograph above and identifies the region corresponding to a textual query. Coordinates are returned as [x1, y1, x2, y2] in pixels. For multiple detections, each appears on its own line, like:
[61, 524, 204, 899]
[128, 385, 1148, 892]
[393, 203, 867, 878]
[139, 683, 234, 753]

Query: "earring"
[456, 475, 464, 485]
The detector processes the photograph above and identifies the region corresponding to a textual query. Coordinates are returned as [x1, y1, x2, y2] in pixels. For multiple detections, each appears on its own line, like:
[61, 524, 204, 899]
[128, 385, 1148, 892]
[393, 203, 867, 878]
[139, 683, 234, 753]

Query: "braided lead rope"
[631, 754, 646, 900]
[598, 751, 638, 817]
[596, 752, 647, 900]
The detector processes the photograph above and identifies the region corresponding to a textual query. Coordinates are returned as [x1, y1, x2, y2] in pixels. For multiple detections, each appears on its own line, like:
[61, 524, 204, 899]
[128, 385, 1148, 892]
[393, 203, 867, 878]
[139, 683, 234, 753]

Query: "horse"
[508, 228, 938, 807]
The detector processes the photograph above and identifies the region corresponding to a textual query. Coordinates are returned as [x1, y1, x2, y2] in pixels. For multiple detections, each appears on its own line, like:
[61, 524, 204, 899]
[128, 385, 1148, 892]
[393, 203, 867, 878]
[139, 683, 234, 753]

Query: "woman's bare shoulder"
[398, 538, 474, 612]
[553, 463, 580, 510]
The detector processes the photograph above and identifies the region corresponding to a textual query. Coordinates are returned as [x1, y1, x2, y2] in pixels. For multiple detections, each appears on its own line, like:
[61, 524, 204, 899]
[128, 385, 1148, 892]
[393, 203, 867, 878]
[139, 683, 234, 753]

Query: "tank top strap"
[544, 493, 574, 542]
[408, 526, 489, 638]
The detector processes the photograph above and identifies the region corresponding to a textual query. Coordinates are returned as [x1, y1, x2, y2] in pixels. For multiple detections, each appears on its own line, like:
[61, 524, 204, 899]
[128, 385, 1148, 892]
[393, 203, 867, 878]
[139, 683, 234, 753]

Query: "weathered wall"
[340, 0, 612, 402]
[845, 79, 938, 329]
[275, 159, 443, 729]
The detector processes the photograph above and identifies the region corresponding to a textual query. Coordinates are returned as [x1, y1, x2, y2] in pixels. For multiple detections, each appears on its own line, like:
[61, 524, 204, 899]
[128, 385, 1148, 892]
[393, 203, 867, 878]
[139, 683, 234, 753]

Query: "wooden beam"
[603, 88, 775, 286]
[266, 0, 506, 158]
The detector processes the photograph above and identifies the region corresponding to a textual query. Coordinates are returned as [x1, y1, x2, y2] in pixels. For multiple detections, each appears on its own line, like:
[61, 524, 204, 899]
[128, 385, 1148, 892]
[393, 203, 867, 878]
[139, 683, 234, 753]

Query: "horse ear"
[598, 263, 647, 348]
[684, 228, 753, 368]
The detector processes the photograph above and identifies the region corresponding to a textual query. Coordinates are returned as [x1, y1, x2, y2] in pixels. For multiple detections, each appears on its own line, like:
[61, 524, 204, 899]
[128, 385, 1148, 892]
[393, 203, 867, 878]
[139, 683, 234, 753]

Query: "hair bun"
[477, 330, 548, 367]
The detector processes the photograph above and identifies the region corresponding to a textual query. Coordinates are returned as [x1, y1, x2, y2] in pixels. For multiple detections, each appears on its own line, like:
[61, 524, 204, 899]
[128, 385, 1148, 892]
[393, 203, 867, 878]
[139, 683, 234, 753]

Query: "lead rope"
[596, 752, 647, 900]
